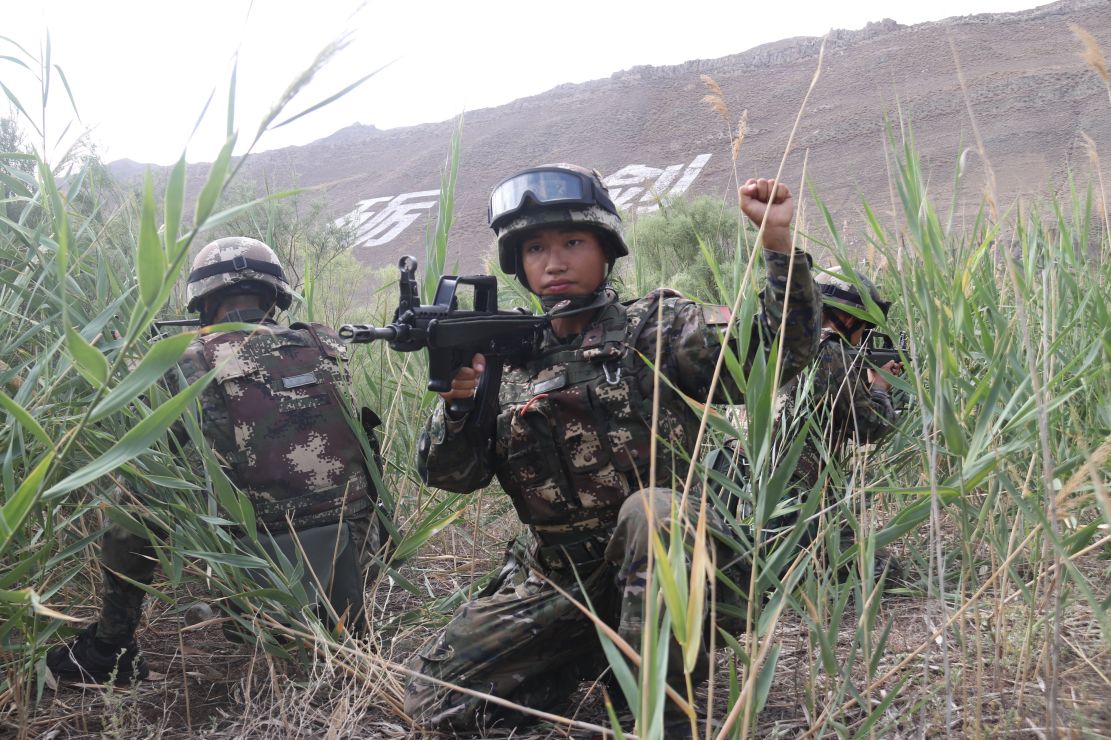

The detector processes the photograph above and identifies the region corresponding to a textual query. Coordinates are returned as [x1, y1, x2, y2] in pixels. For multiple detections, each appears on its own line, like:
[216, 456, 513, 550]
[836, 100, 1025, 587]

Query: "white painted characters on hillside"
[341, 190, 440, 248]
[603, 154, 711, 213]
[338, 154, 711, 250]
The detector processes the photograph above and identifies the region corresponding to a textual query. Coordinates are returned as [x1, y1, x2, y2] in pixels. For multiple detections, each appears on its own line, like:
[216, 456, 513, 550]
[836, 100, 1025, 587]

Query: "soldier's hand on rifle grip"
[439, 353, 486, 403]
[868, 360, 903, 392]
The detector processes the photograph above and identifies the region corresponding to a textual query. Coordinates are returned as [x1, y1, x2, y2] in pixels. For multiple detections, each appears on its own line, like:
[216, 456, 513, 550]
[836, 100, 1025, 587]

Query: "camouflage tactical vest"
[196, 322, 371, 527]
[493, 291, 699, 540]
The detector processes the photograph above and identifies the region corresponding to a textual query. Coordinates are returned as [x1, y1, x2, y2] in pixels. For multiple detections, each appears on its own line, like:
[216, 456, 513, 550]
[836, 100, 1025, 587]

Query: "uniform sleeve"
[166, 340, 229, 449]
[758, 249, 822, 384]
[417, 400, 495, 493]
[664, 299, 743, 402]
[814, 342, 898, 444]
[656, 248, 820, 403]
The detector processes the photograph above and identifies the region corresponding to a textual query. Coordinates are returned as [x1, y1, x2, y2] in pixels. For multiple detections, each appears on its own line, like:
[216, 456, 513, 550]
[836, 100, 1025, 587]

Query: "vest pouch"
[592, 375, 653, 473]
[495, 398, 588, 524]
[548, 384, 611, 474]
[496, 406, 556, 487]
[545, 383, 636, 511]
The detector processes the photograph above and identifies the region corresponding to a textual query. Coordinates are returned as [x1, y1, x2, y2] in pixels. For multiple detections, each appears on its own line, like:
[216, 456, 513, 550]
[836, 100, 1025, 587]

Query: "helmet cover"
[186, 237, 295, 313]
[490, 164, 629, 278]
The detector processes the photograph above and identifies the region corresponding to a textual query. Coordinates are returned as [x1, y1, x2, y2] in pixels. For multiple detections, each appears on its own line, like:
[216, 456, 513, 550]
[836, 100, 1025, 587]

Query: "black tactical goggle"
[488, 167, 618, 230]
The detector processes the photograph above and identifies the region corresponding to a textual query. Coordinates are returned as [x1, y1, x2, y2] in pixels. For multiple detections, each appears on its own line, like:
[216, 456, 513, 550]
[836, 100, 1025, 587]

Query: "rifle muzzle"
[338, 324, 399, 343]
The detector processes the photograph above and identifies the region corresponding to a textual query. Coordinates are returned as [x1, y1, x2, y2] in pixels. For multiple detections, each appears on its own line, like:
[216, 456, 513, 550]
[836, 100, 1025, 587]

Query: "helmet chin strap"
[534, 261, 615, 313]
[199, 301, 221, 327]
[540, 285, 616, 316]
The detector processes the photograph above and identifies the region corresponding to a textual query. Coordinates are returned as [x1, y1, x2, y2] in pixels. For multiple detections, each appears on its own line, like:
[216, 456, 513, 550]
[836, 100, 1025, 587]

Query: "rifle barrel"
[338, 324, 399, 343]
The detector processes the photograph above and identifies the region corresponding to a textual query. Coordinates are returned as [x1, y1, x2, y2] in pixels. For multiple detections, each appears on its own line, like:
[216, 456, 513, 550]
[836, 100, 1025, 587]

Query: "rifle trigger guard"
[603, 361, 621, 386]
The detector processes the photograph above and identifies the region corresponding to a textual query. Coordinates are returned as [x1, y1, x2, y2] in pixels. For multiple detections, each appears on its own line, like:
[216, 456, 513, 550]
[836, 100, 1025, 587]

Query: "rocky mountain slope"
[110, 0, 1111, 273]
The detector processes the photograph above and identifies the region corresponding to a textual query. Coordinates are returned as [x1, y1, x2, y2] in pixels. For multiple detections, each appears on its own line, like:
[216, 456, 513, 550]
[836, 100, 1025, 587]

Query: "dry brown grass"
[1072, 23, 1109, 84]
[12, 506, 1108, 739]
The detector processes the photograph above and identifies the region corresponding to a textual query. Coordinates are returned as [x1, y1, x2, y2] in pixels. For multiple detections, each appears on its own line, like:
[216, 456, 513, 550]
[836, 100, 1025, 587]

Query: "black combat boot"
[46, 624, 148, 685]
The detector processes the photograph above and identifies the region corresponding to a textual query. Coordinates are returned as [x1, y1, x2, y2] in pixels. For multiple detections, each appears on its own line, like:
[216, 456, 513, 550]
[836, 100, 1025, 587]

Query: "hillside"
[110, 0, 1111, 272]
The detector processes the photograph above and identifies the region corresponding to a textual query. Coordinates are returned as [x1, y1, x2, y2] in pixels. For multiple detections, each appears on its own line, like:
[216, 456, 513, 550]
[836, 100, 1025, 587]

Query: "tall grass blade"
[137, 171, 165, 307]
[43, 369, 216, 498]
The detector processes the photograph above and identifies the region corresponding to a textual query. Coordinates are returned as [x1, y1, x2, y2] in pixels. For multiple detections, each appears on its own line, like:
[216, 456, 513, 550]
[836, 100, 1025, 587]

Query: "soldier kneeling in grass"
[47, 237, 387, 685]
[404, 164, 821, 735]
[710, 267, 906, 581]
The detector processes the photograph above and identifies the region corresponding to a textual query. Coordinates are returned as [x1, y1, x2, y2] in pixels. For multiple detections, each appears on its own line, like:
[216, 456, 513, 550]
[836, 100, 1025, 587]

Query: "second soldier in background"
[48, 238, 386, 684]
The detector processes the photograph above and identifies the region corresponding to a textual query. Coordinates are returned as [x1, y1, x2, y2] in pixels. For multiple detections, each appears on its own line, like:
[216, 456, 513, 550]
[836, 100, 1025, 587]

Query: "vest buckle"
[603, 361, 621, 385]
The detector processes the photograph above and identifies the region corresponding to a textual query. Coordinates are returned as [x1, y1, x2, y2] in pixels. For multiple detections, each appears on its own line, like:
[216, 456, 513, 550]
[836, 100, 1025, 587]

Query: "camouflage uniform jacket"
[779, 328, 898, 489]
[175, 320, 373, 527]
[420, 249, 821, 544]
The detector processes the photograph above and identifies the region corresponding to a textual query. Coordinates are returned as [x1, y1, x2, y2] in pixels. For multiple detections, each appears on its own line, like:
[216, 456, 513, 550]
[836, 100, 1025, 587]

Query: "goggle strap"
[189, 257, 286, 284]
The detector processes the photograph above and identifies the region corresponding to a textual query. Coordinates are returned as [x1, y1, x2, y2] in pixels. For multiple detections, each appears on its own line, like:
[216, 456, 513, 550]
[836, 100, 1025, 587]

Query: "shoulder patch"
[700, 304, 733, 327]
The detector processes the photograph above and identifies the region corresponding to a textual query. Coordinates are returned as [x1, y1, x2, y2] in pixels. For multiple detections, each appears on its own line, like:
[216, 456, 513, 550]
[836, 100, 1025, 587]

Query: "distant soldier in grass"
[780, 269, 904, 563]
[790, 269, 903, 494]
[47, 237, 385, 685]
[712, 267, 905, 571]
[405, 164, 821, 733]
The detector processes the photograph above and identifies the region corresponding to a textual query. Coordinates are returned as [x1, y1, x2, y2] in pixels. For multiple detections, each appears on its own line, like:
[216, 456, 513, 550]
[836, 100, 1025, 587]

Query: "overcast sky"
[5, 0, 1039, 166]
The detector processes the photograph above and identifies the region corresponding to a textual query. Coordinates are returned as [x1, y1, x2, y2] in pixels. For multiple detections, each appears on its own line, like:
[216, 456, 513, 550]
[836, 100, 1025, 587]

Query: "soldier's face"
[519, 227, 608, 295]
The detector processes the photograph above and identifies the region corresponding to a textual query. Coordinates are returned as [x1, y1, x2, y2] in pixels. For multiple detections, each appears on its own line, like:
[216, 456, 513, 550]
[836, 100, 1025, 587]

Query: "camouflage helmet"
[186, 237, 295, 313]
[488, 163, 629, 280]
[815, 268, 891, 320]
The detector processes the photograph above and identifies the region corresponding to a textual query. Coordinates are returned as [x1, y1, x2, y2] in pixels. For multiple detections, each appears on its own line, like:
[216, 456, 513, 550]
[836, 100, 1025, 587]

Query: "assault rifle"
[339, 256, 549, 432]
[844, 331, 914, 411]
[844, 331, 913, 369]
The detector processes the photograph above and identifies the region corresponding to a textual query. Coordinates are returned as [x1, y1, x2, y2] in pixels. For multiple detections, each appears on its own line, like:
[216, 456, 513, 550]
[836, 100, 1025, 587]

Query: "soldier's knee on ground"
[607, 487, 678, 562]
[620, 486, 674, 519]
[404, 637, 478, 731]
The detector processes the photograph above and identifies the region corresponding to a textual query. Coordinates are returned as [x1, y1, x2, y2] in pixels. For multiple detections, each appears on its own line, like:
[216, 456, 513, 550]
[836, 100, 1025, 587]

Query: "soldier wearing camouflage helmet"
[800, 267, 903, 485]
[185, 236, 296, 320]
[48, 237, 387, 685]
[743, 266, 903, 563]
[404, 165, 822, 733]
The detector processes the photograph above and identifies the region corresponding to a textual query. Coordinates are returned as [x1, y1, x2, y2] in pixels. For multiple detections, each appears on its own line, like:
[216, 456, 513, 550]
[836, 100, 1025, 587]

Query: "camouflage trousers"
[97, 513, 379, 645]
[404, 487, 731, 733]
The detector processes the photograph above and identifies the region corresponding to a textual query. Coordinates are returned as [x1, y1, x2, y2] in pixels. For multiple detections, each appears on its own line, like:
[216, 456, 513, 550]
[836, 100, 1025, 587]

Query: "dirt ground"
[6, 511, 1110, 739]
